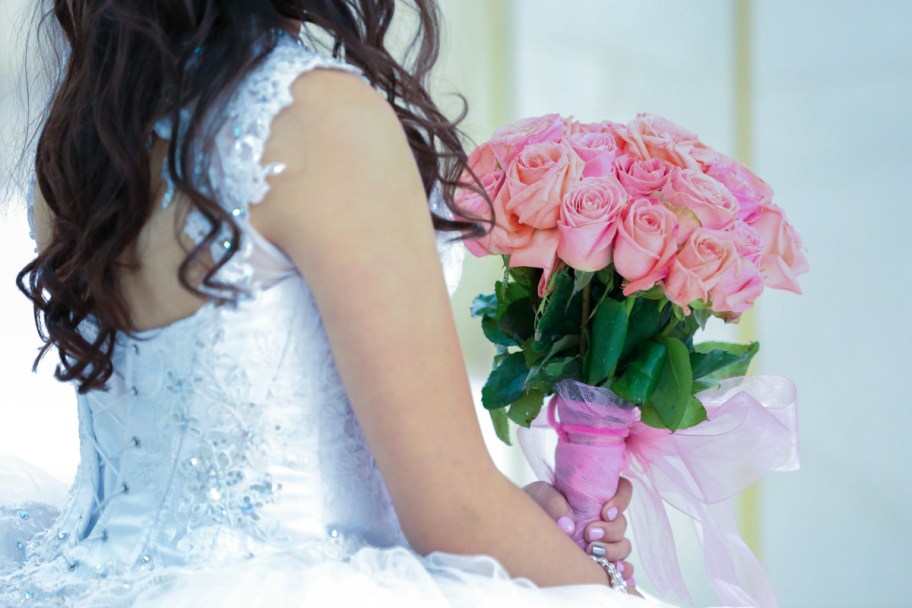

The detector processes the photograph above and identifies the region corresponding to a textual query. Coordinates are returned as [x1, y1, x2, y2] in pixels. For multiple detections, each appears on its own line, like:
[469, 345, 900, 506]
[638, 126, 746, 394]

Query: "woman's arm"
[253, 68, 614, 588]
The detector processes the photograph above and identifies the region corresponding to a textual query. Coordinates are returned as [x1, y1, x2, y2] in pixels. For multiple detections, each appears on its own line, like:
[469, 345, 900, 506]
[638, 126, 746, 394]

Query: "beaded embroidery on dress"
[0, 35, 670, 607]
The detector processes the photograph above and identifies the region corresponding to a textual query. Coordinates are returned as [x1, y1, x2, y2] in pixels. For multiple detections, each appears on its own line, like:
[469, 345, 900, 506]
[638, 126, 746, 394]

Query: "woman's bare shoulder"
[253, 63, 427, 265]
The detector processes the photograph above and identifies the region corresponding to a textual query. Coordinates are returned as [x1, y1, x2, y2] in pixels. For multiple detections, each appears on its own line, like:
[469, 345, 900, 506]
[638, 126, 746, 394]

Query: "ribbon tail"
[625, 464, 692, 605]
[695, 500, 780, 608]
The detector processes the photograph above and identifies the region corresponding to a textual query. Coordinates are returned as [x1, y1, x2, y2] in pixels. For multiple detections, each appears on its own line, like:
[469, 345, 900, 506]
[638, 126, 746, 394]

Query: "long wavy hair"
[16, 0, 493, 394]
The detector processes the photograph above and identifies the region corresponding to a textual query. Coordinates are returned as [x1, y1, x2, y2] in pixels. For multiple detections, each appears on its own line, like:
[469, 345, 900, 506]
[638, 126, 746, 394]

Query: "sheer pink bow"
[517, 375, 800, 607]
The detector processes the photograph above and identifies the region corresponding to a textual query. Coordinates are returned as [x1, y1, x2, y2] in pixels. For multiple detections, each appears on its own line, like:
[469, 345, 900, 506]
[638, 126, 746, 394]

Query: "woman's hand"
[523, 478, 636, 589]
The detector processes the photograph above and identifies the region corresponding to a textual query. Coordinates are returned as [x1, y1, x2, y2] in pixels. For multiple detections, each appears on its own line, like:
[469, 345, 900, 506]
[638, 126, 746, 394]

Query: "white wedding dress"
[0, 35, 671, 607]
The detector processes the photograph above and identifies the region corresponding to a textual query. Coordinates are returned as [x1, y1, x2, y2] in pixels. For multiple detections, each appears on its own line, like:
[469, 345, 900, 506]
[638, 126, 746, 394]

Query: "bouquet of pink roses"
[455, 113, 806, 606]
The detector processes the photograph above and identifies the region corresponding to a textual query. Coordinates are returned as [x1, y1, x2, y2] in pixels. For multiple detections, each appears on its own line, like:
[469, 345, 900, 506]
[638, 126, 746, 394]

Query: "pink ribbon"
[517, 375, 799, 607]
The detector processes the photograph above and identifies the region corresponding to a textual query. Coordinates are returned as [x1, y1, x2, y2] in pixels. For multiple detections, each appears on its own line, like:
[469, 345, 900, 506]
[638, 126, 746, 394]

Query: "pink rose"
[454, 170, 509, 257]
[661, 169, 739, 243]
[749, 204, 808, 294]
[568, 119, 627, 137]
[664, 228, 740, 312]
[503, 141, 585, 229]
[705, 153, 773, 223]
[663, 261, 708, 314]
[614, 154, 674, 197]
[630, 113, 699, 143]
[613, 198, 679, 295]
[686, 143, 724, 171]
[709, 260, 764, 314]
[557, 176, 628, 271]
[616, 113, 703, 170]
[723, 220, 763, 265]
[509, 228, 562, 297]
[490, 113, 565, 168]
[567, 132, 620, 178]
[676, 228, 740, 288]
[455, 143, 533, 256]
[462, 141, 503, 179]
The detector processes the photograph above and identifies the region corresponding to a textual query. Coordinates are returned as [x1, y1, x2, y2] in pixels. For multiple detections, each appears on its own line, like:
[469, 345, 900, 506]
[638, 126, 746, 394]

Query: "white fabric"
[1, 35, 669, 607]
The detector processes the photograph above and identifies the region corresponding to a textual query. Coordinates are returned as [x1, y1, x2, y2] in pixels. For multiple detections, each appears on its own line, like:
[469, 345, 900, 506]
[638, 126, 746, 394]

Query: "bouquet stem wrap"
[517, 375, 800, 607]
[546, 381, 638, 549]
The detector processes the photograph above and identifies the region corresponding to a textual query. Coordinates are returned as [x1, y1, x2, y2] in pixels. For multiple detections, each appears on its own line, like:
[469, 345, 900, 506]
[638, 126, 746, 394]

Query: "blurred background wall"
[0, 0, 81, 482]
[1, 1, 910, 606]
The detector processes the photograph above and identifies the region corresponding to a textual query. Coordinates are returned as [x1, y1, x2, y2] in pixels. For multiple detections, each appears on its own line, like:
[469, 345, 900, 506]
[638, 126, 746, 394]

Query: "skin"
[524, 479, 635, 579]
[254, 68, 635, 590]
[31, 67, 638, 593]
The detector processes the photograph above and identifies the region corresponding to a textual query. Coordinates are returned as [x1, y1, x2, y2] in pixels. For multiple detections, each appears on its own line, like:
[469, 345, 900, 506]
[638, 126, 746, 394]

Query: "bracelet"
[589, 555, 628, 593]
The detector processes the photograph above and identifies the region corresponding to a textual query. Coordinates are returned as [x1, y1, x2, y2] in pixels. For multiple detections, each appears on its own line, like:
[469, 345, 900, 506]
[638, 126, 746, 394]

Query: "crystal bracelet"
[589, 554, 628, 593]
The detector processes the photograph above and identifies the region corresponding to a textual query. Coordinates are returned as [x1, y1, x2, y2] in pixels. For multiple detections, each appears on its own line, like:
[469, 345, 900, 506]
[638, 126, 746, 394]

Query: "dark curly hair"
[16, 0, 493, 394]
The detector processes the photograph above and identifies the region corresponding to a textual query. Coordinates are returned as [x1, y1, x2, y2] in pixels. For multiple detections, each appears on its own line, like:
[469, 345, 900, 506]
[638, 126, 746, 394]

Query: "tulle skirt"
[1, 453, 674, 608]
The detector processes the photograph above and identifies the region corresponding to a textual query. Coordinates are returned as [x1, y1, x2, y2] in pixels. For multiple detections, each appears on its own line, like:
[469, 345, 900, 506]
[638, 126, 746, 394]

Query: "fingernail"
[587, 527, 605, 541]
[606, 506, 618, 521]
[557, 516, 574, 535]
[615, 561, 625, 574]
[626, 576, 635, 587]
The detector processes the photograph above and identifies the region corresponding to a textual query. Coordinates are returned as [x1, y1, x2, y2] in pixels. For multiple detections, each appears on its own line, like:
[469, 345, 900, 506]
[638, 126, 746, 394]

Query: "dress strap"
[182, 37, 370, 299]
[156, 35, 464, 298]
[208, 38, 370, 297]
[210, 38, 369, 211]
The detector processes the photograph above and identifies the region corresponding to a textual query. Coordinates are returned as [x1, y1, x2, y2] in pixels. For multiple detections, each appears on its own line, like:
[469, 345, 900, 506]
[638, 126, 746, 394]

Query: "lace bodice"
[6, 35, 464, 605]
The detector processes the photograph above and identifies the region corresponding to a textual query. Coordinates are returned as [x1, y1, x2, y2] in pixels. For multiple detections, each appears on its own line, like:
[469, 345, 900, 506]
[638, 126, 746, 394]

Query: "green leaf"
[619, 299, 663, 363]
[638, 404, 664, 429]
[671, 304, 686, 322]
[640, 396, 707, 431]
[495, 278, 506, 302]
[690, 349, 741, 379]
[692, 341, 760, 381]
[632, 284, 666, 300]
[525, 334, 578, 375]
[648, 335, 693, 431]
[470, 293, 498, 318]
[661, 320, 692, 341]
[611, 341, 667, 405]
[489, 407, 511, 445]
[587, 278, 614, 322]
[499, 298, 535, 343]
[535, 271, 582, 343]
[678, 396, 708, 430]
[508, 266, 538, 291]
[506, 389, 547, 428]
[503, 280, 529, 306]
[544, 268, 562, 298]
[692, 378, 720, 393]
[596, 268, 615, 291]
[526, 355, 584, 391]
[694, 341, 756, 355]
[572, 270, 595, 298]
[586, 298, 628, 385]
[546, 334, 580, 361]
[481, 316, 516, 346]
[481, 352, 528, 409]
[546, 356, 584, 383]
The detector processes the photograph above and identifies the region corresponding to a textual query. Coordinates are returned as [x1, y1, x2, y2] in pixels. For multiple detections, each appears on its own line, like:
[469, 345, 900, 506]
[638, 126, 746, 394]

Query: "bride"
[0, 1, 669, 606]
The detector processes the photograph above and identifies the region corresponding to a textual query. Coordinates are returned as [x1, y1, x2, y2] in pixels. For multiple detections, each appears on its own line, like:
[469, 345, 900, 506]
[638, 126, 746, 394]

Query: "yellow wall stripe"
[733, 0, 762, 559]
